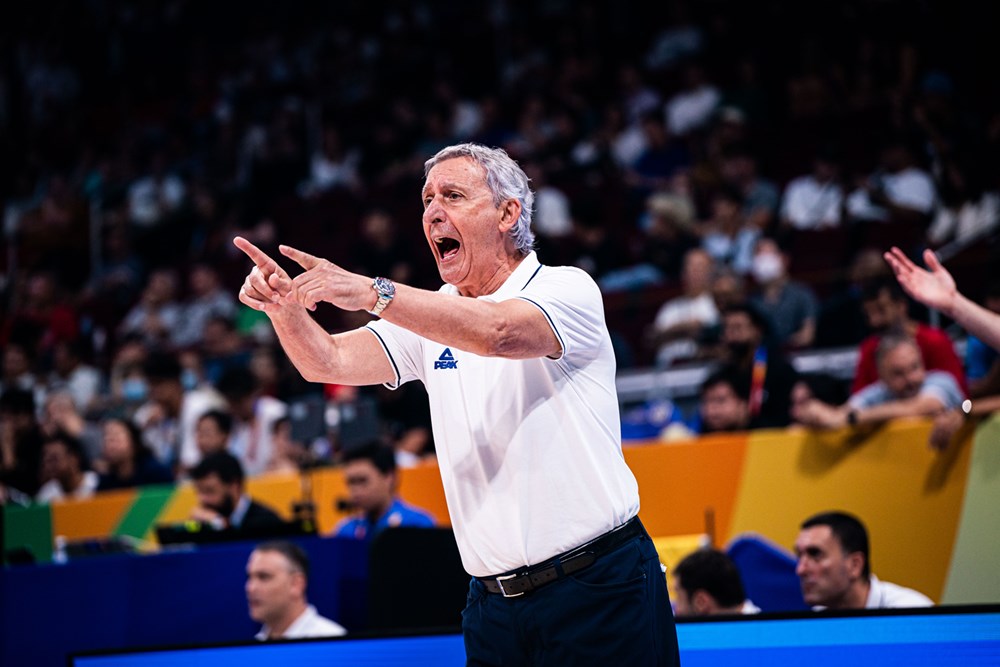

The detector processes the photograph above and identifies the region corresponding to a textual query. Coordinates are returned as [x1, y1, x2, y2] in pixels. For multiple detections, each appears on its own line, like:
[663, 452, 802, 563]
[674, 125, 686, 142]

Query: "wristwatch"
[369, 277, 396, 317]
[846, 409, 859, 427]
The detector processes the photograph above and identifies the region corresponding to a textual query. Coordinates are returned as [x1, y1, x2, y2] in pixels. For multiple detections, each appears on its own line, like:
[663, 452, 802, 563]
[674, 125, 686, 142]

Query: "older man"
[235, 143, 679, 666]
[795, 333, 963, 430]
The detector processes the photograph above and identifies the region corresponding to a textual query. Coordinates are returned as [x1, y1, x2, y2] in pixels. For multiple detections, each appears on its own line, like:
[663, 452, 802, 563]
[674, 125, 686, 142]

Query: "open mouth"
[435, 237, 461, 261]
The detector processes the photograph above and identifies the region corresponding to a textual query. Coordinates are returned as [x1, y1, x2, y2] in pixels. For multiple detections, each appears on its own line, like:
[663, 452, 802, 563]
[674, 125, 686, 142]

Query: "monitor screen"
[71, 606, 1000, 667]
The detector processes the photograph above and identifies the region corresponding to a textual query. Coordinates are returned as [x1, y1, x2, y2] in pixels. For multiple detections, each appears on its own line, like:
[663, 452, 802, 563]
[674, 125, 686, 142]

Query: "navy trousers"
[462, 528, 681, 666]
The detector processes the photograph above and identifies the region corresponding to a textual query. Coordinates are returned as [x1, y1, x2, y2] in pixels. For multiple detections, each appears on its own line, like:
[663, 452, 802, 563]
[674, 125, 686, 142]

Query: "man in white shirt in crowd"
[234, 142, 679, 665]
[649, 248, 719, 365]
[247, 540, 347, 640]
[35, 432, 98, 504]
[846, 137, 937, 225]
[780, 151, 844, 230]
[795, 511, 933, 609]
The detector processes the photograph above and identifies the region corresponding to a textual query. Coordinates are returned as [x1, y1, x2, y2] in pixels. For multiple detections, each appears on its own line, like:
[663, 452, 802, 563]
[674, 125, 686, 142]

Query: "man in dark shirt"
[189, 451, 284, 533]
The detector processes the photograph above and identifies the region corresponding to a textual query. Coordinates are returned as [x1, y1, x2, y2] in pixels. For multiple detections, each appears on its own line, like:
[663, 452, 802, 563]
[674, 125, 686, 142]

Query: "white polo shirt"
[366, 252, 640, 577]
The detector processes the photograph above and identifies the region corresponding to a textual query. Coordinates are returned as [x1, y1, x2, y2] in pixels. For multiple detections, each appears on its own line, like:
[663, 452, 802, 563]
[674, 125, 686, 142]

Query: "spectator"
[794, 511, 933, 609]
[779, 151, 845, 230]
[188, 451, 285, 532]
[718, 145, 780, 232]
[118, 268, 184, 348]
[215, 366, 287, 478]
[815, 248, 889, 348]
[171, 263, 238, 349]
[648, 248, 719, 366]
[696, 368, 751, 435]
[0, 388, 44, 500]
[39, 390, 102, 463]
[36, 432, 98, 503]
[638, 191, 700, 283]
[748, 237, 818, 348]
[137, 351, 226, 471]
[672, 548, 761, 616]
[701, 186, 760, 276]
[200, 315, 252, 386]
[247, 540, 347, 640]
[334, 442, 435, 541]
[795, 333, 963, 430]
[720, 304, 798, 428]
[194, 409, 233, 462]
[846, 136, 937, 226]
[46, 340, 102, 415]
[852, 279, 966, 394]
[267, 417, 309, 474]
[96, 417, 174, 491]
[665, 62, 720, 137]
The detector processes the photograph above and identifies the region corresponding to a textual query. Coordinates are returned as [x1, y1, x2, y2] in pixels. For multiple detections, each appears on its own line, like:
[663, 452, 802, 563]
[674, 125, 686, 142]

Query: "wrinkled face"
[794, 525, 860, 607]
[421, 157, 515, 296]
[701, 382, 749, 432]
[246, 550, 303, 626]
[862, 291, 906, 333]
[343, 459, 394, 515]
[102, 420, 133, 465]
[878, 342, 926, 399]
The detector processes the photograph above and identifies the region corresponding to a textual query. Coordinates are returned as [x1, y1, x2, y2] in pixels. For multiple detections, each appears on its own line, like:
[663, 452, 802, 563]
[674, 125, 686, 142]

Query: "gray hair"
[424, 143, 536, 255]
[875, 330, 920, 367]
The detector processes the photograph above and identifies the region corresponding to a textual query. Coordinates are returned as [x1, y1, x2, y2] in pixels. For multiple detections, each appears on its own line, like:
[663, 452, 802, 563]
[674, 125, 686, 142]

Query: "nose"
[795, 558, 808, 577]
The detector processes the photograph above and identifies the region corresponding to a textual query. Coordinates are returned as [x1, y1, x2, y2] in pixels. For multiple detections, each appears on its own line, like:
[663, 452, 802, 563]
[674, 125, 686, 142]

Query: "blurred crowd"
[2, 0, 1000, 502]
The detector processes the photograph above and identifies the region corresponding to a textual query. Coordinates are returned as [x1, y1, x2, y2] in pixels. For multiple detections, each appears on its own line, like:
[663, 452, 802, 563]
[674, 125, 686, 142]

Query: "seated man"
[794, 511, 932, 609]
[189, 451, 285, 533]
[247, 540, 347, 640]
[695, 368, 751, 435]
[648, 248, 719, 366]
[35, 432, 98, 504]
[334, 442, 435, 541]
[795, 333, 964, 430]
[853, 279, 966, 394]
[671, 548, 760, 616]
[747, 237, 818, 349]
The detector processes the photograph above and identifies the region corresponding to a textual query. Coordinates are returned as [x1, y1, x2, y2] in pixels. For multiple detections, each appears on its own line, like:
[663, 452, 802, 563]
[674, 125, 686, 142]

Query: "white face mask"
[752, 252, 784, 283]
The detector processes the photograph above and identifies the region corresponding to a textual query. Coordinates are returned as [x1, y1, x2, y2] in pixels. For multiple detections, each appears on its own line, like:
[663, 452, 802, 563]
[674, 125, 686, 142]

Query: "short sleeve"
[365, 320, 426, 389]
[513, 266, 607, 364]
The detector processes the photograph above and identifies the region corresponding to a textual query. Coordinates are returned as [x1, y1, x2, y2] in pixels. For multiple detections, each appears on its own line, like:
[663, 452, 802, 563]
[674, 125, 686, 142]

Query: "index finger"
[883, 246, 916, 275]
[234, 236, 277, 270]
[279, 244, 323, 270]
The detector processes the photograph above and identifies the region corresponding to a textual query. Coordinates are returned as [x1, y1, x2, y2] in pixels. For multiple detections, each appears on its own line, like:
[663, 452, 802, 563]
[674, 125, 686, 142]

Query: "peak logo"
[434, 348, 458, 370]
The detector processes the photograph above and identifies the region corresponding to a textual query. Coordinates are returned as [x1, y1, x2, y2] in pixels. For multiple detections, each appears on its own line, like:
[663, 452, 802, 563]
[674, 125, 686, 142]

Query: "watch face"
[374, 277, 395, 297]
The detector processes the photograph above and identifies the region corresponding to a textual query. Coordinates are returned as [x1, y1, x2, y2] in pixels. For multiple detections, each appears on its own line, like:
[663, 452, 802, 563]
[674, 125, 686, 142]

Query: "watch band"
[369, 277, 395, 317]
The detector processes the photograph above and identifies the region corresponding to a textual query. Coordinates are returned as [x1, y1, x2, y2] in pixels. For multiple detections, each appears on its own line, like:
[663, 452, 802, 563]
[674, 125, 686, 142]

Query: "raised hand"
[234, 236, 295, 313]
[883, 246, 957, 314]
[280, 244, 373, 312]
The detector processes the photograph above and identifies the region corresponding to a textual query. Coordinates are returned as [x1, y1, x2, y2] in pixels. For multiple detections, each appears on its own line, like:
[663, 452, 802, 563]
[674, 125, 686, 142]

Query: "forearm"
[855, 396, 944, 425]
[947, 294, 1000, 352]
[380, 283, 559, 359]
[269, 308, 385, 385]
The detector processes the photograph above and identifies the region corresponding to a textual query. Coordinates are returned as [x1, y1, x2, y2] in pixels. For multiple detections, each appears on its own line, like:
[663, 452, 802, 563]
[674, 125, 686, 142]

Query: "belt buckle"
[495, 573, 525, 598]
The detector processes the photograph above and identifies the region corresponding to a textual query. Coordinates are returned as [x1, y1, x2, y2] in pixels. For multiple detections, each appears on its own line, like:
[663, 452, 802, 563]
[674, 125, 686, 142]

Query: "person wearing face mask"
[748, 237, 818, 349]
[721, 303, 799, 428]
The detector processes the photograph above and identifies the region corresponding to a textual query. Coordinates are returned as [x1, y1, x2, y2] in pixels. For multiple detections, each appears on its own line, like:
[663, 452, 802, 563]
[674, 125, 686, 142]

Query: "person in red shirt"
[852, 278, 966, 395]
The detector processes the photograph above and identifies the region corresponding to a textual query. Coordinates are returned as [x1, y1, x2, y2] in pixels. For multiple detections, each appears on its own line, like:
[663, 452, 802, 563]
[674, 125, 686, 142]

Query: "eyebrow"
[422, 180, 463, 198]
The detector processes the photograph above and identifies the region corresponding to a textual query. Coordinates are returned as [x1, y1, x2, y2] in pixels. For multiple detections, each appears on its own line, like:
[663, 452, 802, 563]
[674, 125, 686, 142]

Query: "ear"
[845, 551, 865, 580]
[497, 199, 521, 234]
[692, 589, 714, 615]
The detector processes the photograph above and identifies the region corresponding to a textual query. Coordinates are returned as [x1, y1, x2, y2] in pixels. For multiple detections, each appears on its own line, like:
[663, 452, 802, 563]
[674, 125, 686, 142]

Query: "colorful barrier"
[5, 415, 997, 603]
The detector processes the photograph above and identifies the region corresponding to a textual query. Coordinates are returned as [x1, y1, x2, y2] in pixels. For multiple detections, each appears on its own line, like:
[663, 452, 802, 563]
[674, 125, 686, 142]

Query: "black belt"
[477, 516, 644, 598]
